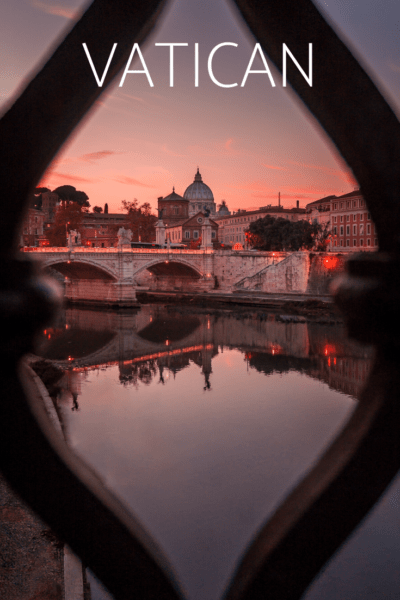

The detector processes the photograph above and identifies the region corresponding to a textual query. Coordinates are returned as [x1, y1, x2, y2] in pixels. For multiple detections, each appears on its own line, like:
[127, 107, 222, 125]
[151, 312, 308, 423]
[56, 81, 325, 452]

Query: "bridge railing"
[2, 1, 400, 600]
[21, 247, 214, 255]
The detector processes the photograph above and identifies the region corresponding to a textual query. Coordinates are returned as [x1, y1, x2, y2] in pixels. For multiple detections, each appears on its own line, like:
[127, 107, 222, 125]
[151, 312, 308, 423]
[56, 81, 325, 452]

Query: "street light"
[65, 221, 70, 245]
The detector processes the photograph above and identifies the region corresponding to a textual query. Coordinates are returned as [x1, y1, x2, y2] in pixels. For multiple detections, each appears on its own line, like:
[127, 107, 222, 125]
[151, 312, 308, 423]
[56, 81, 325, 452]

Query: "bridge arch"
[133, 257, 203, 279]
[45, 258, 118, 281]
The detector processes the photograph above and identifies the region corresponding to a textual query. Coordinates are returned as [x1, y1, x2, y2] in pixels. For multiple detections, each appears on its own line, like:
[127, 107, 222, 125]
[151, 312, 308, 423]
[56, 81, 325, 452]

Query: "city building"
[215, 203, 306, 247]
[305, 195, 336, 226]
[306, 190, 377, 252]
[80, 212, 129, 247]
[184, 168, 216, 217]
[21, 207, 45, 247]
[157, 188, 189, 226]
[329, 190, 377, 251]
[164, 212, 219, 245]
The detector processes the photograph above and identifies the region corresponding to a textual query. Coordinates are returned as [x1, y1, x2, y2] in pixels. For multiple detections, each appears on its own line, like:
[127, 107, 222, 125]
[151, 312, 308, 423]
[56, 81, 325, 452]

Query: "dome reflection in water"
[37, 304, 374, 600]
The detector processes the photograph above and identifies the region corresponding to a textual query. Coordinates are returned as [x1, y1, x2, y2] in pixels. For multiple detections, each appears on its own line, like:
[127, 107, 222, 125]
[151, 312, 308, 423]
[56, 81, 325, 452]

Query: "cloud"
[262, 163, 287, 171]
[288, 160, 357, 185]
[120, 93, 146, 104]
[45, 171, 96, 184]
[78, 151, 122, 163]
[161, 144, 185, 158]
[30, 0, 82, 20]
[112, 175, 156, 188]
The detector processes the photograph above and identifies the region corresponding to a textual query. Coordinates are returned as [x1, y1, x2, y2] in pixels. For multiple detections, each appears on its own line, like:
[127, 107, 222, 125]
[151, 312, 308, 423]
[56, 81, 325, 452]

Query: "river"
[36, 303, 399, 600]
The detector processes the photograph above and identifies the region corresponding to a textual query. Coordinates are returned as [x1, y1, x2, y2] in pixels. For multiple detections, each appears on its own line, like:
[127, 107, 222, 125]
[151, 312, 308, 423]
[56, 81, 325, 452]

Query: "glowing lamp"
[324, 256, 339, 269]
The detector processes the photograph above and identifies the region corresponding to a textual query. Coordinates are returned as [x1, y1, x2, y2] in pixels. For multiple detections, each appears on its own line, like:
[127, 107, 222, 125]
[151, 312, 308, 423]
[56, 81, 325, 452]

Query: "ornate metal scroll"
[0, 1, 399, 599]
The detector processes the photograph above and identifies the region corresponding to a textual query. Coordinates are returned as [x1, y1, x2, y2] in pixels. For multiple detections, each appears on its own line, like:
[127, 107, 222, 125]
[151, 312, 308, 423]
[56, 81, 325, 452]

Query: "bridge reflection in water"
[38, 304, 373, 405]
[36, 305, 378, 600]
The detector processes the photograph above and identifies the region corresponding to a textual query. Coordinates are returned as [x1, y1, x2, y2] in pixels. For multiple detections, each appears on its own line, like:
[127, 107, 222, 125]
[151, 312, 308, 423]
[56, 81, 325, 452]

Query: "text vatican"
[83, 42, 313, 88]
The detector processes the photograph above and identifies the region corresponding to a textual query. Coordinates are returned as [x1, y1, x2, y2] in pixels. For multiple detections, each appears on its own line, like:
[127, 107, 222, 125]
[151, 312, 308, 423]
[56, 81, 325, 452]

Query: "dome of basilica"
[183, 168, 214, 201]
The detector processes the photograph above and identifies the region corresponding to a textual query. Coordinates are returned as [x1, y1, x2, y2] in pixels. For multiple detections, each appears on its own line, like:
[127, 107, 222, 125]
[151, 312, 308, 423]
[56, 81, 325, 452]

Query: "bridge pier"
[65, 279, 141, 308]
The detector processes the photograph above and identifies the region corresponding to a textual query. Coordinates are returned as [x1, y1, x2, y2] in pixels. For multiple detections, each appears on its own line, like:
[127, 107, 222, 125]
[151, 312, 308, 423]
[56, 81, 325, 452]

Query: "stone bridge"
[23, 247, 345, 306]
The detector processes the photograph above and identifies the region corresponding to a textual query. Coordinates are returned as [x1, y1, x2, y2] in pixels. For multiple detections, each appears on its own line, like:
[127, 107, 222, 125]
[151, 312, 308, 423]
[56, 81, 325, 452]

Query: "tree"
[93, 206, 103, 213]
[246, 215, 327, 251]
[53, 185, 90, 207]
[121, 199, 157, 242]
[45, 202, 85, 246]
[104, 203, 109, 214]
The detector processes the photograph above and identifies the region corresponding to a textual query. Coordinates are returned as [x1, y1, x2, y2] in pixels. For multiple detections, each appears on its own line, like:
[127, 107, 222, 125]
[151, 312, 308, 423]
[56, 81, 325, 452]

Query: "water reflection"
[37, 304, 373, 408]
[34, 304, 376, 600]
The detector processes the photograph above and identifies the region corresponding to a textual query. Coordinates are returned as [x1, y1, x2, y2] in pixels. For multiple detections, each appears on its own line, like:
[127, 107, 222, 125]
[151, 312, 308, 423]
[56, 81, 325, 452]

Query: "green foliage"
[121, 199, 157, 242]
[93, 206, 103, 213]
[53, 185, 90, 207]
[246, 215, 329, 251]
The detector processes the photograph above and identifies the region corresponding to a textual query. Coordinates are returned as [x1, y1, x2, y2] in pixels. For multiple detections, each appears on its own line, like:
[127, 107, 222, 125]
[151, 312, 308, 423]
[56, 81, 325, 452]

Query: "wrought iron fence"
[0, 1, 399, 599]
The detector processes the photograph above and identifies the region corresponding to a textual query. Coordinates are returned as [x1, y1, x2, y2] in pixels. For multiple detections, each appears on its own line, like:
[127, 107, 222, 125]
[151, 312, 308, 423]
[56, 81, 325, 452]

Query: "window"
[333, 216, 337, 223]
[360, 213, 363, 221]
[360, 239, 364, 246]
[367, 224, 371, 234]
[367, 212, 371, 220]
[340, 216, 343, 222]
[360, 224, 364, 235]
[353, 225, 357, 235]
[360, 200, 364, 206]
[341, 202, 344, 208]
[340, 240, 343, 246]
[193, 230, 199, 239]
[346, 215, 350, 221]
[333, 226, 337, 234]
[346, 225, 350, 235]
[211, 231, 216, 239]
[340, 226, 343, 235]
[353, 200, 357, 207]
[334, 203, 338, 209]
[367, 238, 371, 246]
[353, 239, 357, 246]
[185, 231, 190, 239]
[346, 239, 350, 246]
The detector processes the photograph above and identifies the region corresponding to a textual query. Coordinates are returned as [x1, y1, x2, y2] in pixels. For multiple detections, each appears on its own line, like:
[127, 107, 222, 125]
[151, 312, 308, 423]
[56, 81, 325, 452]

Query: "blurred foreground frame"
[0, 0, 399, 599]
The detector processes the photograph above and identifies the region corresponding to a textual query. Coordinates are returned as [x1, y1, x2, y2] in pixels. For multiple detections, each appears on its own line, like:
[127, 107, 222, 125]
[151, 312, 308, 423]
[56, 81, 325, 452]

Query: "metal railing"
[1, 1, 399, 599]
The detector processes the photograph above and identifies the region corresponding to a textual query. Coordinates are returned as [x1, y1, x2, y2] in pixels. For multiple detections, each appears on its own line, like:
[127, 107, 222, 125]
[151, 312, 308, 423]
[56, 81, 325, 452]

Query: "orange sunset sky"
[1, 0, 400, 214]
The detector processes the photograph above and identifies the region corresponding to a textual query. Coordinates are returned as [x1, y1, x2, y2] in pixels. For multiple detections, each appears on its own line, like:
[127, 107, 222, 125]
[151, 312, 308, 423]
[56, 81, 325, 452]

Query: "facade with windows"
[157, 189, 189, 226]
[21, 207, 45, 246]
[80, 213, 129, 247]
[328, 190, 377, 251]
[165, 212, 218, 245]
[215, 205, 306, 247]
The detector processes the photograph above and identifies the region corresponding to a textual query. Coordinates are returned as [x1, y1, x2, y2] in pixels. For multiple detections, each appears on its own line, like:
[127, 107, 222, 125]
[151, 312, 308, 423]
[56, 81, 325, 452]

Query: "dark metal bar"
[231, 0, 400, 251]
[223, 1, 400, 597]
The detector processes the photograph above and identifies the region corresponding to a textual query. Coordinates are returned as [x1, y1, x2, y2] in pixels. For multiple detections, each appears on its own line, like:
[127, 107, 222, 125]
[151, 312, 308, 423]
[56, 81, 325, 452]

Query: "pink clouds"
[41, 172, 96, 185]
[288, 160, 357, 185]
[262, 163, 287, 171]
[30, 0, 81, 20]
[79, 151, 123, 163]
[112, 175, 156, 188]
